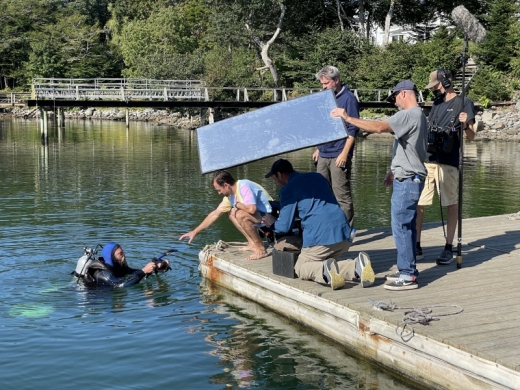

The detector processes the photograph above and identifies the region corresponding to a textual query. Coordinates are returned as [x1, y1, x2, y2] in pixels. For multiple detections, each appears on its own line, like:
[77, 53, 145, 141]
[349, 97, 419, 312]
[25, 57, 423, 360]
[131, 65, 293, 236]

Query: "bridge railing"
[29, 78, 424, 104]
[33, 78, 204, 89]
[32, 78, 205, 101]
[0, 92, 32, 106]
[201, 87, 420, 104]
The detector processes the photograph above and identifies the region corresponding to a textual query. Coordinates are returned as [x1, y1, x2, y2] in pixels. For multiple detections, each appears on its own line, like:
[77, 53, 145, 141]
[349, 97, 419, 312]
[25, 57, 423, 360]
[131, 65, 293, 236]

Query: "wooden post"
[41, 108, 48, 145]
[59, 107, 65, 127]
[39, 107, 44, 135]
[125, 108, 129, 129]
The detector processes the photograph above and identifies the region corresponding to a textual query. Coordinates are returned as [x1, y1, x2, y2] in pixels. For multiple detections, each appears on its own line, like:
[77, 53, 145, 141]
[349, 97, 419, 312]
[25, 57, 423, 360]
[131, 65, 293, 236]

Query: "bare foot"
[238, 245, 255, 252]
[246, 250, 268, 261]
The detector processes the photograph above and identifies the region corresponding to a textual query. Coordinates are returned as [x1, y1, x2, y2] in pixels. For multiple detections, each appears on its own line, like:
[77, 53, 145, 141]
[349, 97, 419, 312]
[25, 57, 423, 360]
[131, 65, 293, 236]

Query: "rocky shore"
[2, 107, 202, 130]
[2, 103, 520, 142]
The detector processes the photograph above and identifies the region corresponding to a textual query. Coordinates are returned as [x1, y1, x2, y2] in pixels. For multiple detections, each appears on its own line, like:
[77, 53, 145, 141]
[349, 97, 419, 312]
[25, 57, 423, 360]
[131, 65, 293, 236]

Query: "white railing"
[30, 78, 424, 103]
[0, 92, 32, 105]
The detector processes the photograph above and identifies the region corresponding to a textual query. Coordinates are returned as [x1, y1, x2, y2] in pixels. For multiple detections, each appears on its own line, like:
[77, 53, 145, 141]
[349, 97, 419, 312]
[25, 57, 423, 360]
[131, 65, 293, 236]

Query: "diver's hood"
[100, 242, 120, 267]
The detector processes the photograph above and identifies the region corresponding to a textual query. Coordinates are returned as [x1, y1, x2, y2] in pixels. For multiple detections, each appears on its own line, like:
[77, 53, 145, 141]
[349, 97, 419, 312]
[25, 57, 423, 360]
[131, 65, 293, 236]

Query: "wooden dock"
[198, 213, 520, 389]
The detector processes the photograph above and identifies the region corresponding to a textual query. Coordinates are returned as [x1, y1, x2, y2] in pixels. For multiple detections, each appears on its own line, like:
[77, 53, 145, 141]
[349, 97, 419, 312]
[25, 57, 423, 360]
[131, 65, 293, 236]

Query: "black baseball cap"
[265, 159, 293, 178]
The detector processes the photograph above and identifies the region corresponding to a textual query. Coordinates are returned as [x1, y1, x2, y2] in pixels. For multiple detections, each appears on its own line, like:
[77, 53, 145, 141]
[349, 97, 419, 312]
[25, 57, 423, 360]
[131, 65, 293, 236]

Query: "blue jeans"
[391, 177, 424, 280]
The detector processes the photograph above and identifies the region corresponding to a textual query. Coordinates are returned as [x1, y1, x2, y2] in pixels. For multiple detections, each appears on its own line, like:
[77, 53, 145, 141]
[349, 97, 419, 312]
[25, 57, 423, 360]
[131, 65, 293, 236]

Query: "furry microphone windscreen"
[451, 5, 486, 44]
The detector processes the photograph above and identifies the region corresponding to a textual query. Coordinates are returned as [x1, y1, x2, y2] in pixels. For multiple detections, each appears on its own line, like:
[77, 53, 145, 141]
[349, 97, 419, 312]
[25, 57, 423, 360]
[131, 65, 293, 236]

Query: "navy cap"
[386, 80, 417, 103]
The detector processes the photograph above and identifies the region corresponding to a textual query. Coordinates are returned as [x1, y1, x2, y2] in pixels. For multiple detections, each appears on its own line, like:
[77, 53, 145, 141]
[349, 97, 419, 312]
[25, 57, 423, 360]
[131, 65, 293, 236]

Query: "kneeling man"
[263, 159, 374, 290]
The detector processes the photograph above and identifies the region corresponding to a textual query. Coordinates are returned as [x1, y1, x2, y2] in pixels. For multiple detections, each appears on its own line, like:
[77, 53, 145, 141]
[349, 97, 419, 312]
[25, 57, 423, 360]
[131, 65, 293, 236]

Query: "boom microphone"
[451, 5, 486, 43]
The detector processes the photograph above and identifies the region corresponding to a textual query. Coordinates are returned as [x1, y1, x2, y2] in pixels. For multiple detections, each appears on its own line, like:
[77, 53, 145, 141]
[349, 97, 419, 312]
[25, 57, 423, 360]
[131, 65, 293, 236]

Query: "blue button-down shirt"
[273, 171, 352, 247]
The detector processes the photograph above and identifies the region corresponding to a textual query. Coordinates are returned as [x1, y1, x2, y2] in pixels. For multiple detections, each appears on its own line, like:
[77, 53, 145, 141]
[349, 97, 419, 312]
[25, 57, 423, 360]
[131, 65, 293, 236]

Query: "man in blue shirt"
[263, 159, 374, 290]
[313, 66, 360, 225]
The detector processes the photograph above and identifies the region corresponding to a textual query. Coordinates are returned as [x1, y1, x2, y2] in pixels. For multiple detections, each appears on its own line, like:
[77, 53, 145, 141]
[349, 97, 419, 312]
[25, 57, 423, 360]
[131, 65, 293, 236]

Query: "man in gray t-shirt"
[331, 80, 427, 291]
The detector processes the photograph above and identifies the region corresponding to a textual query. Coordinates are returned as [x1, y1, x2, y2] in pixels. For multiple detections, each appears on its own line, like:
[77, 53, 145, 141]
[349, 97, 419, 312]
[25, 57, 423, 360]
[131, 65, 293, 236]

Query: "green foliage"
[204, 46, 259, 87]
[412, 26, 462, 99]
[118, 1, 209, 78]
[0, 0, 61, 88]
[107, 0, 175, 35]
[24, 12, 121, 80]
[475, 0, 516, 72]
[352, 41, 419, 91]
[467, 66, 511, 103]
[279, 27, 369, 88]
[508, 3, 520, 78]
[0, 0, 518, 105]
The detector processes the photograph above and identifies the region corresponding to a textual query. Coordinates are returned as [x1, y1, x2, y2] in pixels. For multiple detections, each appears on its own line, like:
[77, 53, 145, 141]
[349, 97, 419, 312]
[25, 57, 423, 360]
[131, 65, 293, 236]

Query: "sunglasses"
[386, 91, 400, 104]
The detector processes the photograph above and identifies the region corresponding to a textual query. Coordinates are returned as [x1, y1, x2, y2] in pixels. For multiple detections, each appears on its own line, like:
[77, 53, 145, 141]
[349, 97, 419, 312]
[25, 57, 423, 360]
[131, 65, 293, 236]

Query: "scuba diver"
[73, 242, 171, 288]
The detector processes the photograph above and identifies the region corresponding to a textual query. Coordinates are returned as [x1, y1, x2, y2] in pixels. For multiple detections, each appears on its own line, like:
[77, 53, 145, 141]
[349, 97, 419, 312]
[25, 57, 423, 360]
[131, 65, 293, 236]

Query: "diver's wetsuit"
[83, 259, 147, 288]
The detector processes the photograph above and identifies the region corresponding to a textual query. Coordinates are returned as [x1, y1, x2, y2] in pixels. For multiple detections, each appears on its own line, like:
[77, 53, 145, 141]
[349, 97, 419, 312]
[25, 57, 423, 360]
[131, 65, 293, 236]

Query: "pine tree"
[476, 0, 516, 71]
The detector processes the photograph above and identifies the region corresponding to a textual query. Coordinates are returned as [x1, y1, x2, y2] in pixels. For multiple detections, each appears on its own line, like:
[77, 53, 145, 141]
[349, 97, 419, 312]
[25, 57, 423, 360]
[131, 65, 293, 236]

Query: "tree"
[382, 0, 395, 46]
[475, 0, 516, 72]
[25, 12, 121, 79]
[118, 1, 209, 78]
[246, 2, 285, 86]
[280, 26, 369, 87]
[0, 0, 60, 89]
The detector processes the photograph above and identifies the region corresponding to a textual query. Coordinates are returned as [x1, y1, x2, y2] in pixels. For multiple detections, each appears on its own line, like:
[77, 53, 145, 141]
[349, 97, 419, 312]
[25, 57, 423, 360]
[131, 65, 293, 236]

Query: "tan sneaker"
[323, 259, 345, 290]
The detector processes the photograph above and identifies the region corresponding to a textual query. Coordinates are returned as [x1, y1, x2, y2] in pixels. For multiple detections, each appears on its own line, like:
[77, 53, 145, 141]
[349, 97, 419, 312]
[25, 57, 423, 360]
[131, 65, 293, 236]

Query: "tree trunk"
[357, 0, 366, 38]
[248, 2, 285, 87]
[336, 0, 344, 31]
[382, 0, 396, 46]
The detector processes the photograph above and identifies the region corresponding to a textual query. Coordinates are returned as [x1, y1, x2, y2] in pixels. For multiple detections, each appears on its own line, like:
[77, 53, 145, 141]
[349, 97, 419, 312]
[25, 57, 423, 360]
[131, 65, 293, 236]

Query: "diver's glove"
[152, 258, 172, 274]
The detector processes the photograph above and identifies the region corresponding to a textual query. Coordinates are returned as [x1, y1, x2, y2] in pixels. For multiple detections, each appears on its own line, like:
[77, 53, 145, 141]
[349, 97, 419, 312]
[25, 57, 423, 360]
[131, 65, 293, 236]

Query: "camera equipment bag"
[427, 96, 463, 155]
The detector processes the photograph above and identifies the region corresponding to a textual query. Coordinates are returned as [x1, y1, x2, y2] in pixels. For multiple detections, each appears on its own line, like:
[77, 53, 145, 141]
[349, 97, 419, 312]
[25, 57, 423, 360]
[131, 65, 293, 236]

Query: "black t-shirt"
[428, 96, 475, 167]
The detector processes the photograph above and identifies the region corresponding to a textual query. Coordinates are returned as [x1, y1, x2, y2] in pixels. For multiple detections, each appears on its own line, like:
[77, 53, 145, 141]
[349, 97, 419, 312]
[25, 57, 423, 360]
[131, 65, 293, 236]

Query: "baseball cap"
[386, 80, 417, 103]
[425, 69, 453, 89]
[265, 159, 293, 178]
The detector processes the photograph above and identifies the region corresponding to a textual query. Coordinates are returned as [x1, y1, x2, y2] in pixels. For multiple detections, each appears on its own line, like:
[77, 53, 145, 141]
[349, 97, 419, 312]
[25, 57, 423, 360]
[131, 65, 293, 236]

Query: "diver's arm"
[93, 268, 147, 288]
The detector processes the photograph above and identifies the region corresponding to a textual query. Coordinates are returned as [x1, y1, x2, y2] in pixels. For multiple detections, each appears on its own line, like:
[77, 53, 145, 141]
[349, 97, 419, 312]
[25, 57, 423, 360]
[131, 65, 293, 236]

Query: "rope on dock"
[368, 299, 463, 342]
[508, 211, 520, 220]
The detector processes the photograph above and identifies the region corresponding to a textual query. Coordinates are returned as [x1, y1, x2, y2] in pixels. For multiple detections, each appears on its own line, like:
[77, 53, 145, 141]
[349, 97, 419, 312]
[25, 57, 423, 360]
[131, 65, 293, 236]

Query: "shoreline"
[2, 105, 520, 142]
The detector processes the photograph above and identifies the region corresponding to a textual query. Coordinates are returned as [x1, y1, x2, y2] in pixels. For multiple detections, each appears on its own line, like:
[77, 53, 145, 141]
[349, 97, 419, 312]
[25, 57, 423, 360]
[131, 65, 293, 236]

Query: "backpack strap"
[449, 95, 463, 129]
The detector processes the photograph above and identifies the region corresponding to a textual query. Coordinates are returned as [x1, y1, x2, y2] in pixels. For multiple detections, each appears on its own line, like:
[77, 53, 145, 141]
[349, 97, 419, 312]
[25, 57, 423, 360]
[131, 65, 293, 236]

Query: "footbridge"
[26, 77, 412, 110]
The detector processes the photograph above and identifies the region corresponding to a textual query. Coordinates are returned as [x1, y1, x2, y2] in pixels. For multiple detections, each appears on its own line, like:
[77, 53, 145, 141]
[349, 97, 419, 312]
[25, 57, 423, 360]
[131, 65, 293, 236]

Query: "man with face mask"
[416, 69, 476, 265]
[81, 242, 169, 288]
[331, 80, 428, 290]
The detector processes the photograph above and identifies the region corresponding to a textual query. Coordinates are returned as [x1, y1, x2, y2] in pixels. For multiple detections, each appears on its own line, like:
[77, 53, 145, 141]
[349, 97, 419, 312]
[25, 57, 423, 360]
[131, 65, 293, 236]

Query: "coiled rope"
[368, 299, 463, 342]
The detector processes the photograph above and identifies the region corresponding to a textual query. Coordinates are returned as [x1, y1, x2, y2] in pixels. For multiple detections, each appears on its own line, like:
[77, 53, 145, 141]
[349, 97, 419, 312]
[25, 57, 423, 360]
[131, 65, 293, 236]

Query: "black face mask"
[432, 89, 445, 99]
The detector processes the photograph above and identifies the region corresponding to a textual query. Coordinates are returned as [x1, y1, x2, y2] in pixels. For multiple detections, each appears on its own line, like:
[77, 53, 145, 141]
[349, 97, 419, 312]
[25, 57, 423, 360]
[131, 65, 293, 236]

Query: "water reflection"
[200, 279, 415, 389]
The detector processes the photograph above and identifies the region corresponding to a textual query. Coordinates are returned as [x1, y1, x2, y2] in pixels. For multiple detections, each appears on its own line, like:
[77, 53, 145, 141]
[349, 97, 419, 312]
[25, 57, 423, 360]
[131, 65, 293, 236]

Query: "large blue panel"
[196, 89, 347, 173]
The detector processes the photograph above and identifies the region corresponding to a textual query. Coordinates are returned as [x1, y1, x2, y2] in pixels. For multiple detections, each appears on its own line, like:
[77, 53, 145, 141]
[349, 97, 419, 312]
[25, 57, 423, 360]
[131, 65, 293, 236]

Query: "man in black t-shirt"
[416, 69, 476, 265]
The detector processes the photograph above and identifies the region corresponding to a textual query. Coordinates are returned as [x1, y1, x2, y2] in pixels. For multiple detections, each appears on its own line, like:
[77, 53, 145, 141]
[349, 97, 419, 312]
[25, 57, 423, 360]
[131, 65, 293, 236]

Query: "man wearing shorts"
[416, 69, 475, 265]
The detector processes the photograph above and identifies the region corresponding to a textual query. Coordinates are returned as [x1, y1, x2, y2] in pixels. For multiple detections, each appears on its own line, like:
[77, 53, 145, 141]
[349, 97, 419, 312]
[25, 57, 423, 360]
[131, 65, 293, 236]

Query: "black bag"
[427, 96, 462, 155]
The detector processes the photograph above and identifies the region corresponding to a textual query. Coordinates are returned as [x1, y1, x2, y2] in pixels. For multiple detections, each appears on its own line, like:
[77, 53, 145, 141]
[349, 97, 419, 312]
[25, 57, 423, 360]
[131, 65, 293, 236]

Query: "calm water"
[0, 118, 519, 389]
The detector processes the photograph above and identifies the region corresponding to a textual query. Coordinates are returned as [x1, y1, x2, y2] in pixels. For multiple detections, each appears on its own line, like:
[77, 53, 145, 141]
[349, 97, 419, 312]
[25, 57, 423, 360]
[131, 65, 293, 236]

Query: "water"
[0, 118, 519, 389]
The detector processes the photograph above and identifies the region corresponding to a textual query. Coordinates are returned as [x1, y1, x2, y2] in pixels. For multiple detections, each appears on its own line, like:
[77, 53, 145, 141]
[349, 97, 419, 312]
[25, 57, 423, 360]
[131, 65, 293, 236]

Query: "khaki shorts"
[418, 162, 459, 207]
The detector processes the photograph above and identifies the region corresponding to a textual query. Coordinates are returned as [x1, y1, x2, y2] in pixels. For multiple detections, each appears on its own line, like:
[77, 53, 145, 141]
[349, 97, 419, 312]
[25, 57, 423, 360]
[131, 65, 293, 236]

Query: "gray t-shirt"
[386, 106, 428, 180]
